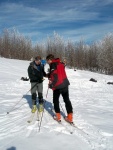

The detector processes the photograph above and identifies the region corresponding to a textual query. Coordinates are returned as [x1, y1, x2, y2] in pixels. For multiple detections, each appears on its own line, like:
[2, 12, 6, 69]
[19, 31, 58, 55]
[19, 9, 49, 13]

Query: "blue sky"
[0, 0, 113, 44]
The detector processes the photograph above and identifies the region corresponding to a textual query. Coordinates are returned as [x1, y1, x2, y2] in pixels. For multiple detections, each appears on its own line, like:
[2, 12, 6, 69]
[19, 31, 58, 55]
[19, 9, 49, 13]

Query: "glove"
[48, 80, 53, 89]
[49, 83, 53, 89]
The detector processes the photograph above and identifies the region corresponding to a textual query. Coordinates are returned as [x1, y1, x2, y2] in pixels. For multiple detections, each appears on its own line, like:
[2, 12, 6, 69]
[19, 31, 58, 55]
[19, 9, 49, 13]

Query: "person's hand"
[48, 80, 52, 88]
[49, 80, 52, 84]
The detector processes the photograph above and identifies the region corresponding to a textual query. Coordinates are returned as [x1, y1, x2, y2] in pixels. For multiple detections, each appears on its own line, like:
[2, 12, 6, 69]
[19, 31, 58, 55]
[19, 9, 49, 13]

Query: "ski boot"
[65, 113, 73, 123]
[38, 103, 44, 112]
[53, 113, 61, 122]
[31, 105, 37, 113]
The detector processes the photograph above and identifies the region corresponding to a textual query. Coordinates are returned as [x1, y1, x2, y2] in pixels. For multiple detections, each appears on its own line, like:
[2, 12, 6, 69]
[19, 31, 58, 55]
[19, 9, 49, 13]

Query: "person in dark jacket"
[28, 56, 46, 113]
[46, 54, 73, 123]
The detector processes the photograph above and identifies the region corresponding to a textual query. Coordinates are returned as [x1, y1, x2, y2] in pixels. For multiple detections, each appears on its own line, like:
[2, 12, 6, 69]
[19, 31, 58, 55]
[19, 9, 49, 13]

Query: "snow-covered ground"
[0, 57, 113, 150]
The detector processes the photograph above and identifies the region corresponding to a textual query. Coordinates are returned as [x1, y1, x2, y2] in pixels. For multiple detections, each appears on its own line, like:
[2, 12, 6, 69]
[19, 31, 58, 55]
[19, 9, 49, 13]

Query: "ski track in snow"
[0, 58, 113, 150]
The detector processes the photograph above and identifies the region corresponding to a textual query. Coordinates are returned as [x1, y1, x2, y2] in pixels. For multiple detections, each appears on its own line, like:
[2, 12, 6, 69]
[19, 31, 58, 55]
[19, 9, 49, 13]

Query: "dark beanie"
[46, 54, 54, 60]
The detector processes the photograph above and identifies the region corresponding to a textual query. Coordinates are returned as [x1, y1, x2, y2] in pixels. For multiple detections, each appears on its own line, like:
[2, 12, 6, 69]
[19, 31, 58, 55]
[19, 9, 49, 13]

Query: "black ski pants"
[53, 86, 73, 114]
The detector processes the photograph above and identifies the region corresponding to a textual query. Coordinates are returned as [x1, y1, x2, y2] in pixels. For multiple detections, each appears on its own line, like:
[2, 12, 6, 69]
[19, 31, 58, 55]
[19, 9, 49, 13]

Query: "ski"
[49, 109, 74, 134]
[27, 111, 36, 123]
[52, 114, 74, 134]
[34, 101, 46, 132]
[36, 108, 40, 121]
[43, 101, 82, 134]
[63, 117, 89, 135]
[27, 102, 45, 125]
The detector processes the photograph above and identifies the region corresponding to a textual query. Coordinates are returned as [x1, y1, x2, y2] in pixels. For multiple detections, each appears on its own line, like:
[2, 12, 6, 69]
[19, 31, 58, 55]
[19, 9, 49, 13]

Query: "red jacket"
[49, 58, 70, 90]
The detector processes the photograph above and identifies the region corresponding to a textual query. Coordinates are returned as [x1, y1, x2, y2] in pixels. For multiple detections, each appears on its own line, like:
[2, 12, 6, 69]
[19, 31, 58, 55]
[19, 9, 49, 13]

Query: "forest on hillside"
[0, 29, 113, 75]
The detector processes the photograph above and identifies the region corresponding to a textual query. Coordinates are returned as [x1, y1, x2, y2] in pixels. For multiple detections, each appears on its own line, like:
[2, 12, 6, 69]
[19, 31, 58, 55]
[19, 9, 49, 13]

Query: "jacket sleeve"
[49, 63, 58, 89]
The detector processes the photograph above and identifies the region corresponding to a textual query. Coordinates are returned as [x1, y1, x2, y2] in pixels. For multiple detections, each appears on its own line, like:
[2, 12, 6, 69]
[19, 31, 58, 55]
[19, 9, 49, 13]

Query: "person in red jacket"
[46, 54, 73, 123]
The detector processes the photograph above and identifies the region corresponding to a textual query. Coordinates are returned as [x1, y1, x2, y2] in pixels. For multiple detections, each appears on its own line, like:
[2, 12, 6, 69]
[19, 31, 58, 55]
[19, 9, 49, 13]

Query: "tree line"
[0, 29, 113, 75]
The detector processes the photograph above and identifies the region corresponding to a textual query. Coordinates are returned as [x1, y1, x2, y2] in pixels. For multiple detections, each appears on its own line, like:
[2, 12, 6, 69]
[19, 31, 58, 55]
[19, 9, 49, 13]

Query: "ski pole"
[38, 101, 46, 132]
[7, 82, 38, 114]
[7, 96, 25, 114]
[8, 101, 28, 114]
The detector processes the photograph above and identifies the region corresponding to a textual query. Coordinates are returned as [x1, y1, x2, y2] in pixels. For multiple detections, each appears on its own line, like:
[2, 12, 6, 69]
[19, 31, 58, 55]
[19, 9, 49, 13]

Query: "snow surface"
[0, 57, 113, 150]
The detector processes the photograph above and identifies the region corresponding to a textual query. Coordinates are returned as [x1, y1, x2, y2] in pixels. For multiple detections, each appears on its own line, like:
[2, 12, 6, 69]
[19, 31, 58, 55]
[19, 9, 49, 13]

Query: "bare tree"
[1, 28, 113, 75]
[97, 34, 113, 74]
[46, 32, 65, 59]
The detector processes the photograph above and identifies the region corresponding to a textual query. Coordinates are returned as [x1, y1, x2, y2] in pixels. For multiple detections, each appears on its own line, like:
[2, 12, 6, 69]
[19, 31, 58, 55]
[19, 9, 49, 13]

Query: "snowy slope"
[0, 57, 113, 150]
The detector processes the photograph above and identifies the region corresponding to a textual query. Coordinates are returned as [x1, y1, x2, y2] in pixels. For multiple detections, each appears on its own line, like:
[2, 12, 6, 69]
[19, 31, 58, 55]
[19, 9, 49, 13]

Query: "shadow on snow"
[23, 95, 66, 118]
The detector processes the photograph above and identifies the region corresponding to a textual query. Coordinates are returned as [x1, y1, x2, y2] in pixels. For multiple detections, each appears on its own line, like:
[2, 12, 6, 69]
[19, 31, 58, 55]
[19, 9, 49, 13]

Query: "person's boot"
[54, 113, 61, 122]
[65, 113, 73, 123]
[38, 103, 44, 112]
[31, 105, 37, 113]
